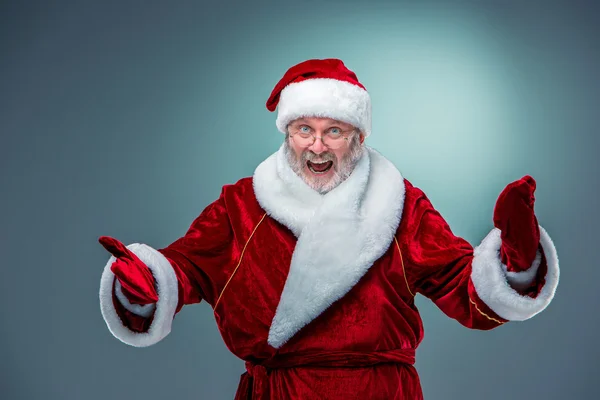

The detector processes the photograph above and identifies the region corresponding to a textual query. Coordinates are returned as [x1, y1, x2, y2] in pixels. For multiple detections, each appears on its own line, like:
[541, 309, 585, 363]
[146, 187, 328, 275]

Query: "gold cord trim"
[214, 212, 267, 309]
[469, 297, 505, 324]
[394, 236, 415, 298]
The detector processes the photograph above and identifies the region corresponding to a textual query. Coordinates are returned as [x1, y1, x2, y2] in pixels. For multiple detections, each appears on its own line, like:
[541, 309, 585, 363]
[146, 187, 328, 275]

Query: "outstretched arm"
[401, 178, 559, 329]
[99, 188, 236, 347]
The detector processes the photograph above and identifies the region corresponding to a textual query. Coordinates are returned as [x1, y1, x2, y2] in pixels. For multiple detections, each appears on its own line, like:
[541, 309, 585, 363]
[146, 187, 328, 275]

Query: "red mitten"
[493, 175, 541, 272]
[99, 236, 159, 305]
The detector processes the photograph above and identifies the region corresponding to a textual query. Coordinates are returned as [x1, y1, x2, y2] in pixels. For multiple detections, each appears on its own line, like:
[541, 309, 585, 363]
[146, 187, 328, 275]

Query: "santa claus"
[98, 58, 559, 400]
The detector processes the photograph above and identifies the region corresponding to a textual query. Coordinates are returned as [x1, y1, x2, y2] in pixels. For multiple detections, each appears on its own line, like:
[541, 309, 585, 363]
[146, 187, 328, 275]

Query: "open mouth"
[307, 160, 333, 174]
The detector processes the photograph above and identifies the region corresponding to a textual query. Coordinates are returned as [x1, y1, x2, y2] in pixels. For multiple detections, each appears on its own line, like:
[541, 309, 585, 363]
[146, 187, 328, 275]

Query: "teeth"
[307, 160, 332, 174]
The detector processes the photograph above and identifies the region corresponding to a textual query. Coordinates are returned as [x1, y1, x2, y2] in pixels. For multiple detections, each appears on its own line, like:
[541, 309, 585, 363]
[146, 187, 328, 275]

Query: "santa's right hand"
[98, 236, 159, 305]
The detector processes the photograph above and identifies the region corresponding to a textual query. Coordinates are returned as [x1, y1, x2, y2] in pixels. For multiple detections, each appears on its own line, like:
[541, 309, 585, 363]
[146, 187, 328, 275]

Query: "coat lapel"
[252, 143, 406, 349]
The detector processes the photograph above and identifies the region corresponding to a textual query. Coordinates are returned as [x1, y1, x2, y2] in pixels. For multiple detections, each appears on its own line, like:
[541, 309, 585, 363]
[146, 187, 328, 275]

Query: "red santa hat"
[266, 58, 372, 137]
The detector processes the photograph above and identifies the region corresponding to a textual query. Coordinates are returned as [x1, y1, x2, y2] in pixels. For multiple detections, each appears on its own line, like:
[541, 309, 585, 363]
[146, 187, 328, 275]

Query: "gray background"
[1, 0, 598, 399]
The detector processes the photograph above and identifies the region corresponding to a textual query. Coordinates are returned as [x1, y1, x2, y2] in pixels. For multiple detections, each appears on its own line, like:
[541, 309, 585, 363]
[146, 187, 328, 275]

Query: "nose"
[308, 134, 327, 154]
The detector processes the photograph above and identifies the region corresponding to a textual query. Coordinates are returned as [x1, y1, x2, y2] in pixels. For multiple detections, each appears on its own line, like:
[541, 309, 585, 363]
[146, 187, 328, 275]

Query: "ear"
[359, 133, 365, 144]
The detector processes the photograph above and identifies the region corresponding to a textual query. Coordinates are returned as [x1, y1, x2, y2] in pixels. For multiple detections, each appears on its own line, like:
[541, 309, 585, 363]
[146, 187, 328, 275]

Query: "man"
[98, 58, 559, 400]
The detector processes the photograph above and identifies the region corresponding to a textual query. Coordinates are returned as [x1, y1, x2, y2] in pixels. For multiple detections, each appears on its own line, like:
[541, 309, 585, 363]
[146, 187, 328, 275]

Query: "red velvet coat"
[99, 145, 559, 400]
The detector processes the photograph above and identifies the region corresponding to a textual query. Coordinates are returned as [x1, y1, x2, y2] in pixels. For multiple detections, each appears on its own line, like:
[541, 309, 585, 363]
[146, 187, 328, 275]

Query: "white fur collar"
[252, 143, 406, 349]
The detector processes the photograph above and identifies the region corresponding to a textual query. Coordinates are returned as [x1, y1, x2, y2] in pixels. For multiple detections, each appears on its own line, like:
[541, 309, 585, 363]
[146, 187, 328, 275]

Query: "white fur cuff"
[471, 226, 559, 321]
[99, 243, 179, 347]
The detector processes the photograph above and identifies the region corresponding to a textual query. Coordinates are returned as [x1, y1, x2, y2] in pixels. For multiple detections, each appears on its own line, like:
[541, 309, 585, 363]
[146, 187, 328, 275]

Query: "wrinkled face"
[284, 117, 365, 195]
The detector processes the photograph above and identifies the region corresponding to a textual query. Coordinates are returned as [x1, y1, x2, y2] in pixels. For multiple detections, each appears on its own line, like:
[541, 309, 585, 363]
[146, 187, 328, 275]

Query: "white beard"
[283, 136, 364, 195]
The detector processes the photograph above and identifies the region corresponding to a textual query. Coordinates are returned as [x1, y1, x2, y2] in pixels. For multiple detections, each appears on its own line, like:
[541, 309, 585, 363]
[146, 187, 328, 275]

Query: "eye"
[300, 125, 310, 133]
[329, 127, 341, 136]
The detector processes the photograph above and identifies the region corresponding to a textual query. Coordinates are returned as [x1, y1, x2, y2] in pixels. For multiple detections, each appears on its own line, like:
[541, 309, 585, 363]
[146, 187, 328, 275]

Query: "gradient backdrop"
[1, 1, 598, 399]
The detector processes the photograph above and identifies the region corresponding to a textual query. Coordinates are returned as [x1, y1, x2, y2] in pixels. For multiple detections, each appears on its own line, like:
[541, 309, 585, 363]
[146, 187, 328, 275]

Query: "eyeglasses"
[288, 125, 357, 150]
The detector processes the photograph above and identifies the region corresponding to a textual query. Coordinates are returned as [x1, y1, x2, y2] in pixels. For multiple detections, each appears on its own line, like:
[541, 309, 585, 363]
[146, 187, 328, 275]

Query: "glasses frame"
[288, 124, 359, 149]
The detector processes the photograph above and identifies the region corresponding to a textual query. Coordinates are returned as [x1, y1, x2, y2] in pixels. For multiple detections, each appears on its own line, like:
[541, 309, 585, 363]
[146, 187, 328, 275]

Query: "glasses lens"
[292, 133, 314, 148]
[323, 135, 349, 149]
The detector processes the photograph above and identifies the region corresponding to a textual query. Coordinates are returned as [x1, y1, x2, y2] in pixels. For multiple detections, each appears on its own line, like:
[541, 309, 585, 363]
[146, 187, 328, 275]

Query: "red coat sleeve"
[401, 183, 559, 329]
[158, 187, 237, 313]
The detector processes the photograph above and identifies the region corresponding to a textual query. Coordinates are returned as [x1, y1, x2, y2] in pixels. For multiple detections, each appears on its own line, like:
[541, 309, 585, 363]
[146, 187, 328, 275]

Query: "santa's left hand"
[493, 175, 541, 272]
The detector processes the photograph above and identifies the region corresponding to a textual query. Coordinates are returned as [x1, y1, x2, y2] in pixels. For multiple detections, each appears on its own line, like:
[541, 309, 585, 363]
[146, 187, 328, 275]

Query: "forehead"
[291, 117, 354, 129]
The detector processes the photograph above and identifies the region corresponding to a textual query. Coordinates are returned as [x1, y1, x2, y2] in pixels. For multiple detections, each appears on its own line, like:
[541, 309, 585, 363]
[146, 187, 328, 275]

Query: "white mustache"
[303, 152, 335, 163]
